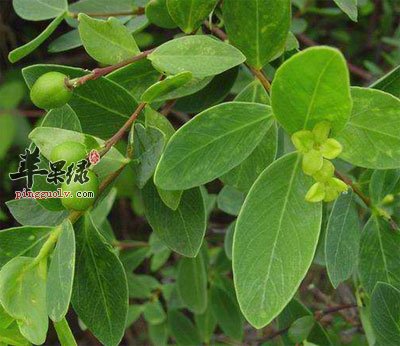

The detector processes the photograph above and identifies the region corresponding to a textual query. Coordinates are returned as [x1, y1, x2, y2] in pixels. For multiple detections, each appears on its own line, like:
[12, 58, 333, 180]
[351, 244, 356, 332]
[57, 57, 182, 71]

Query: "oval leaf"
[13, 0, 67, 21]
[177, 253, 207, 314]
[148, 35, 246, 78]
[167, 0, 218, 33]
[358, 217, 400, 294]
[72, 214, 128, 346]
[47, 220, 75, 322]
[142, 182, 206, 257]
[271, 46, 352, 134]
[78, 14, 140, 65]
[223, 0, 291, 68]
[154, 102, 273, 190]
[336, 87, 400, 169]
[233, 153, 322, 328]
[325, 190, 360, 288]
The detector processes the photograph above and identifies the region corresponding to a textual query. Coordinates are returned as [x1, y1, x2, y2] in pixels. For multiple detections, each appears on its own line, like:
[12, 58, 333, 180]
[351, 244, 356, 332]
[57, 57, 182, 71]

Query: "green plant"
[1, 0, 400, 345]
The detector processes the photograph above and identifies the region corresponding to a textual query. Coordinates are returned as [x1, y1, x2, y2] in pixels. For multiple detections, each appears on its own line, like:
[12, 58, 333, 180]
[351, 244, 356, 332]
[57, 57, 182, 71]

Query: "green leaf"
[126, 305, 143, 328]
[175, 67, 238, 113]
[107, 59, 161, 100]
[148, 321, 169, 346]
[168, 310, 201, 346]
[120, 247, 149, 272]
[143, 300, 166, 325]
[131, 123, 165, 188]
[29, 127, 126, 180]
[223, 0, 291, 68]
[333, 0, 358, 22]
[288, 316, 315, 343]
[148, 35, 246, 78]
[167, 0, 218, 33]
[145, 0, 177, 29]
[141, 72, 193, 102]
[221, 123, 277, 192]
[235, 79, 270, 105]
[195, 301, 216, 343]
[157, 188, 183, 211]
[0, 226, 52, 268]
[210, 285, 243, 340]
[6, 199, 68, 227]
[371, 65, 400, 98]
[217, 186, 245, 216]
[277, 299, 332, 346]
[72, 214, 128, 346]
[78, 14, 140, 65]
[47, 220, 75, 322]
[0, 323, 30, 346]
[325, 190, 360, 288]
[53, 318, 77, 346]
[41, 104, 82, 132]
[371, 282, 400, 346]
[144, 106, 175, 143]
[142, 181, 206, 257]
[23, 64, 138, 139]
[0, 257, 48, 344]
[369, 169, 400, 205]
[271, 46, 352, 134]
[127, 274, 160, 299]
[336, 87, 400, 169]
[358, 217, 400, 294]
[224, 221, 235, 260]
[48, 29, 82, 53]
[9, 13, 65, 63]
[13, 0, 67, 21]
[154, 102, 273, 190]
[177, 253, 207, 314]
[233, 153, 322, 328]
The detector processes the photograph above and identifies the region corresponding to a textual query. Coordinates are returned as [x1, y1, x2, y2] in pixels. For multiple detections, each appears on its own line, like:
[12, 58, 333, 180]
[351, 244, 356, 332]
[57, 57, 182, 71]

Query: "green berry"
[302, 149, 323, 176]
[291, 130, 314, 153]
[305, 182, 325, 203]
[30, 72, 72, 109]
[312, 159, 335, 182]
[61, 170, 99, 211]
[320, 138, 343, 159]
[51, 141, 87, 168]
[382, 194, 394, 205]
[312, 121, 331, 144]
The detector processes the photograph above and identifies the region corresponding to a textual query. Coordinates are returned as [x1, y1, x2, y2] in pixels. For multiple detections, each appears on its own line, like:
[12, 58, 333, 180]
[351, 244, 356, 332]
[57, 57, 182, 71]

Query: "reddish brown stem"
[297, 34, 373, 81]
[0, 110, 44, 117]
[100, 102, 147, 158]
[334, 170, 371, 207]
[69, 49, 154, 87]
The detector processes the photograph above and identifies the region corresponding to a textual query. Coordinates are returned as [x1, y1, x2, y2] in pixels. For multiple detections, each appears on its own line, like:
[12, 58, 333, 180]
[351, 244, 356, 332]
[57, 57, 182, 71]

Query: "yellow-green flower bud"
[323, 185, 339, 202]
[312, 159, 335, 182]
[330, 177, 348, 193]
[305, 182, 325, 202]
[291, 130, 314, 153]
[320, 138, 343, 159]
[312, 121, 331, 144]
[302, 149, 323, 176]
[382, 194, 395, 205]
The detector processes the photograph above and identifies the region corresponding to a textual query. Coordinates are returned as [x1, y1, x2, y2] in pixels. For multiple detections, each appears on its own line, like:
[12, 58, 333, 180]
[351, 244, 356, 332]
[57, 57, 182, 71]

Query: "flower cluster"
[292, 121, 348, 202]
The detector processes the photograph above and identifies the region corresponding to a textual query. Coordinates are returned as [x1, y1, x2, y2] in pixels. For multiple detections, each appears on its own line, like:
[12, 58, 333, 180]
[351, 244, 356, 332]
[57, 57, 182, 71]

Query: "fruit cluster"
[291, 121, 348, 202]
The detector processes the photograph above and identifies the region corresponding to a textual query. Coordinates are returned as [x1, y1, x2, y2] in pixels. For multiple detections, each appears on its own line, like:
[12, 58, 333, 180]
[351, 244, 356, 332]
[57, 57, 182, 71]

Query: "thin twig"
[263, 303, 358, 341]
[296, 34, 373, 81]
[68, 49, 154, 88]
[68, 7, 145, 19]
[100, 102, 147, 158]
[334, 170, 371, 207]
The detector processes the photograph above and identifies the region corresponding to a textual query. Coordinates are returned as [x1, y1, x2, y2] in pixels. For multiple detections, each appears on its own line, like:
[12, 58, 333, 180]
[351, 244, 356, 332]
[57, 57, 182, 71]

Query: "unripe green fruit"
[30, 72, 72, 109]
[61, 170, 99, 211]
[51, 141, 87, 168]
